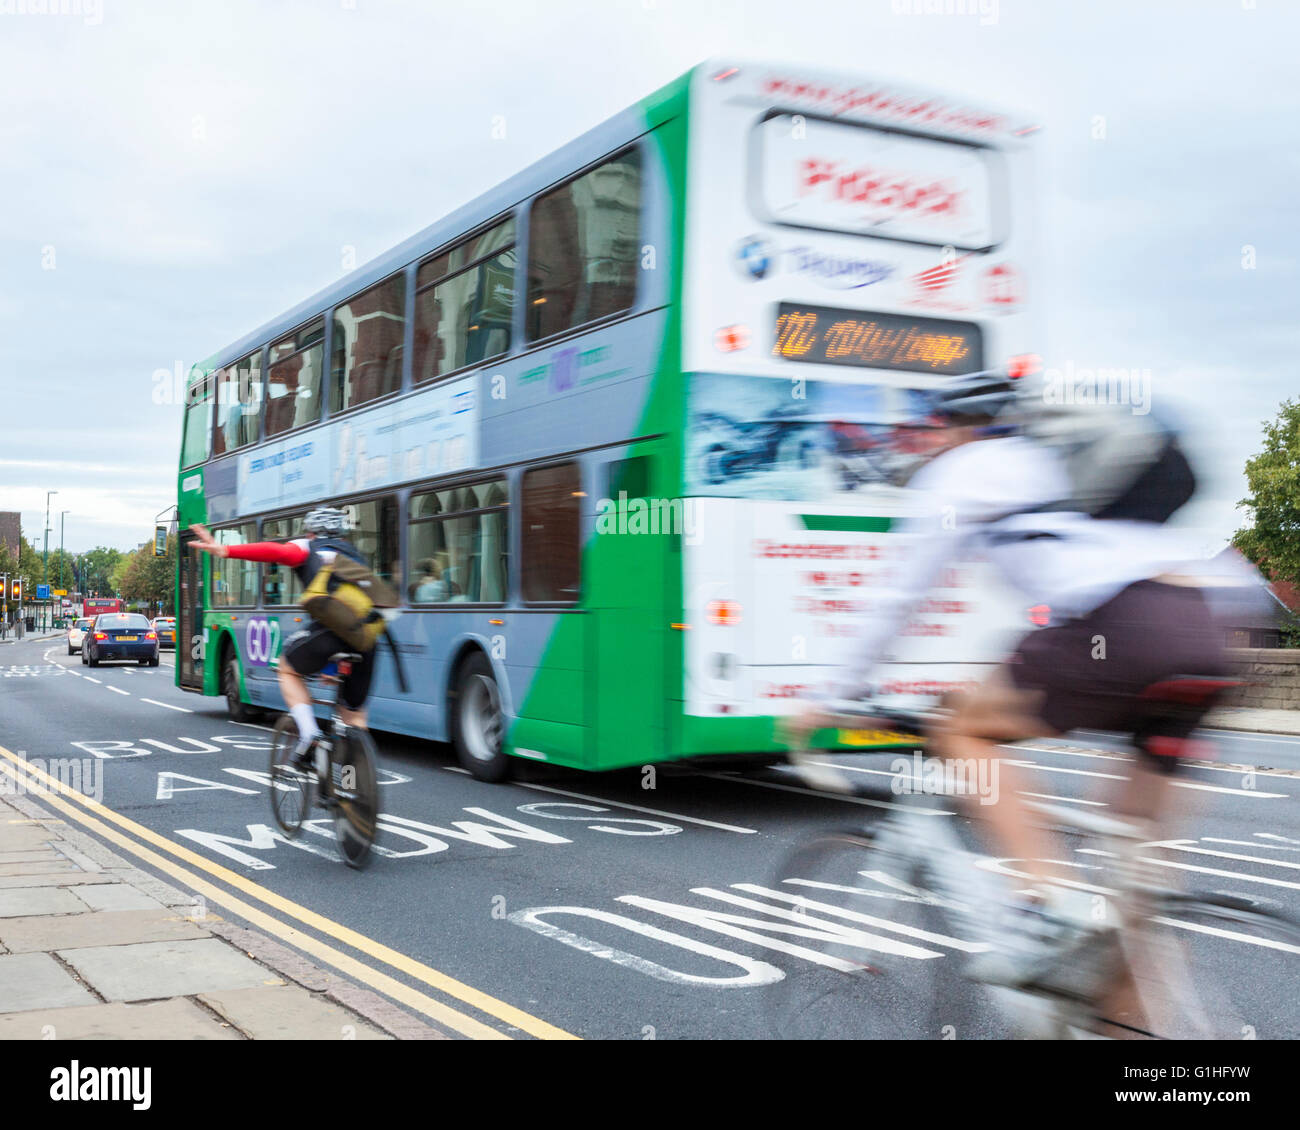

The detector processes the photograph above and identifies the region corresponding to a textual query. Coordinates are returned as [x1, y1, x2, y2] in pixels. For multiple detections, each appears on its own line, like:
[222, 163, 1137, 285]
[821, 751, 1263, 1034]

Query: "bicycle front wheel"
[1110, 892, 1300, 1040]
[332, 728, 379, 869]
[269, 714, 313, 837]
[764, 830, 1006, 1040]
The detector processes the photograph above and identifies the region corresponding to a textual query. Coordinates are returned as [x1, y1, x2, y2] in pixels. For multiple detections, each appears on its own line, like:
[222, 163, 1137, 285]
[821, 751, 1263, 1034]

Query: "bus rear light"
[1028, 604, 1051, 627]
[707, 600, 742, 626]
[714, 325, 750, 352]
[1007, 353, 1042, 379]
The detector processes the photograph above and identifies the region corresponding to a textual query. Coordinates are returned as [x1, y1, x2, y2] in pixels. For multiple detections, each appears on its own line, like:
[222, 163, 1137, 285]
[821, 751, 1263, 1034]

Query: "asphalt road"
[3, 632, 1298, 1040]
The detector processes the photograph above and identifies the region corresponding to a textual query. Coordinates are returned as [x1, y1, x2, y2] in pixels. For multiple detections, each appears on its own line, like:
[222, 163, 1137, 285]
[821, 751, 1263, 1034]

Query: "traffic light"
[10, 579, 21, 602]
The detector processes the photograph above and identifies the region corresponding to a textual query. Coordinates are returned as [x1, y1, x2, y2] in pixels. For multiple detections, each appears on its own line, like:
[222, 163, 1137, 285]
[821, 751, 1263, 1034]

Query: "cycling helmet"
[302, 506, 350, 537]
[932, 370, 1020, 425]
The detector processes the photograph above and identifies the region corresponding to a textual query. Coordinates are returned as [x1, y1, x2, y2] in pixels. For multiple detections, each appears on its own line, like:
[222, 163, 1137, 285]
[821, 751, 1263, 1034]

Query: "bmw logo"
[735, 236, 774, 280]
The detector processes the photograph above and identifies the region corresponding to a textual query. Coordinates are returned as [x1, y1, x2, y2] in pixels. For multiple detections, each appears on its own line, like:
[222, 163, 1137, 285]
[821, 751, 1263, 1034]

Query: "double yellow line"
[0, 745, 576, 1040]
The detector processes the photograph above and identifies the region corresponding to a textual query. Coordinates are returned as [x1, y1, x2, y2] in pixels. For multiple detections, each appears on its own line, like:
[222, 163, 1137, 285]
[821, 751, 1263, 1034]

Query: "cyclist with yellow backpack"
[188, 507, 404, 784]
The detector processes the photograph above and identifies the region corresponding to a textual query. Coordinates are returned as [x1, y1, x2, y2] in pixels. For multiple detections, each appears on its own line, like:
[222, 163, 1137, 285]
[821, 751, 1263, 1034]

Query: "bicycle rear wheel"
[269, 715, 313, 837]
[1111, 892, 1300, 1040]
[764, 830, 1006, 1039]
[332, 728, 379, 869]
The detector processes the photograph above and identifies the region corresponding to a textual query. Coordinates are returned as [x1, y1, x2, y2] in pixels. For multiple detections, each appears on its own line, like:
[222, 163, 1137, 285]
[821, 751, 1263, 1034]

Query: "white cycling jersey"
[840, 434, 1214, 697]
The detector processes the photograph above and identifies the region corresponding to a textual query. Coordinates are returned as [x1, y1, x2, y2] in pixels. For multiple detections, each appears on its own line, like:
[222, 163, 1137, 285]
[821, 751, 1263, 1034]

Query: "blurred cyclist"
[189, 507, 376, 783]
[785, 372, 1233, 972]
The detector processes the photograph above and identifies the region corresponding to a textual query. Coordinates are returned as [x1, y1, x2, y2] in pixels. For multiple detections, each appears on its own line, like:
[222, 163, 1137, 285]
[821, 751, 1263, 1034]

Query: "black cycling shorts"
[281, 625, 375, 711]
[1007, 579, 1229, 757]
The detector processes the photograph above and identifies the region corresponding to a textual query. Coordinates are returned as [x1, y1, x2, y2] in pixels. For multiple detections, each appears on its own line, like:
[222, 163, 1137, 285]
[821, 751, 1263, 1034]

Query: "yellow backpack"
[300, 555, 400, 653]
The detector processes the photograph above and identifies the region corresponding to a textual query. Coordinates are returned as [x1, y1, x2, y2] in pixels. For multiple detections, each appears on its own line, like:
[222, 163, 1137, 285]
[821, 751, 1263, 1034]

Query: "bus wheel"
[223, 652, 256, 723]
[453, 652, 509, 782]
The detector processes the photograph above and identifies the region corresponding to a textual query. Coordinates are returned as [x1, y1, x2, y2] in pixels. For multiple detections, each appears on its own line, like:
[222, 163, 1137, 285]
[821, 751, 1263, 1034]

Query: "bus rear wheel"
[223, 651, 256, 723]
[452, 652, 510, 782]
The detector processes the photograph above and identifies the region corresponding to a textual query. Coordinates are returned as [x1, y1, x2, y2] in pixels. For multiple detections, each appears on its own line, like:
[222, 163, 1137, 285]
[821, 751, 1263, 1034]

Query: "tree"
[80, 546, 125, 597]
[1232, 399, 1300, 585]
[120, 535, 176, 614]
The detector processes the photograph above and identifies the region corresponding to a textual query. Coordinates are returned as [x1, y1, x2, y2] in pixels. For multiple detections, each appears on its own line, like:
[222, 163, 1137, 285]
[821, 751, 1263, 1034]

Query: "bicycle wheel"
[1109, 891, 1300, 1040]
[332, 728, 379, 869]
[764, 829, 1007, 1040]
[269, 714, 313, 837]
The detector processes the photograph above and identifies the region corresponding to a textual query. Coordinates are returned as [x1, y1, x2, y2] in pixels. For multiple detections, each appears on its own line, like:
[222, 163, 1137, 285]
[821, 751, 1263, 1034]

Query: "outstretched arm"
[188, 525, 308, 566]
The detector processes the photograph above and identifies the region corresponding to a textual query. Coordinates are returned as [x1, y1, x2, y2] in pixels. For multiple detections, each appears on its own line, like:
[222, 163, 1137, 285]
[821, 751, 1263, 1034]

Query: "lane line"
[0, 744, 575, 1041]
[1076, 848, 1300, 891]
[106, 686, 130, 696]
[140, 698, 194, 713]
[84, 677, 102, 684]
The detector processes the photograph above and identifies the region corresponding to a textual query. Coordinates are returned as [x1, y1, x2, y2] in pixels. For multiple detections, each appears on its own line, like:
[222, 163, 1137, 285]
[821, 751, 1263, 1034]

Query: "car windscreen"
[98, 615, 151, 629]
[74, 619, 93, 629]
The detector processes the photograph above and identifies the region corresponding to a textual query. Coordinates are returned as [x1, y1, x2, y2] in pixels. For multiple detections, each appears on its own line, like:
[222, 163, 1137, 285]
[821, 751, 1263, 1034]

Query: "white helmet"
[302, 507, 350, 537]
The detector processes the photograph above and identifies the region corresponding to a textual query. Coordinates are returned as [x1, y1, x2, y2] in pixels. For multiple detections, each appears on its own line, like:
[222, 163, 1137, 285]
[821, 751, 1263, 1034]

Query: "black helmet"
[932, 370, 1019, 424]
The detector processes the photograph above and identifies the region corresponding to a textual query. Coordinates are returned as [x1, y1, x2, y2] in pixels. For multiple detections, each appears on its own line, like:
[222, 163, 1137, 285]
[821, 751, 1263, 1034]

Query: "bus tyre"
[223, 653, 256, 723]
[453, 652, 509, 782]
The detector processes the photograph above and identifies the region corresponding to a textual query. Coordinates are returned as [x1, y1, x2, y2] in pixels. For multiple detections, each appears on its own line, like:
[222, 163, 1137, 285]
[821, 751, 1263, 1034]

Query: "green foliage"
[1232, 399, 1300, 585]
[79, 546, 125, 597]
[119, 535, 177, 614]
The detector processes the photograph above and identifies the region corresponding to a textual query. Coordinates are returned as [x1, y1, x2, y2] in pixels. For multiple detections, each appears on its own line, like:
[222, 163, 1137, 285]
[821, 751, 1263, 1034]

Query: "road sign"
[53, 589, 67, 597]
[36, 584, 51, 600]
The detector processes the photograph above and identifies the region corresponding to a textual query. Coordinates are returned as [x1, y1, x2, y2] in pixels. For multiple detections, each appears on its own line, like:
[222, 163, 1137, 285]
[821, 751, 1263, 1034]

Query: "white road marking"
[694, 770, 952, 815]
[84, 677, 101, 684]
[106, 686, 129, 696]
[140, 698, 193, 713]
[1139, 842, 1300, 871]
[1171, 780, 1288, 799]
[511, 780, 757, 834]
[1003, 759, 1127, 781]
[1076, 850, 1300, 891]
[1019, 791, 1109, 807]
[1155, 915, 1300, 955]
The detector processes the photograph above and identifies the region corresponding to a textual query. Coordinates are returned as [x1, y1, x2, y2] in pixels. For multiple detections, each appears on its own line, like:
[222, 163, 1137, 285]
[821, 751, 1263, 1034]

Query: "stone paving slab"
[0, 860, 74, 877]
[0, 886, 89, 918]
[0, 825, 56, 852]
[0, 851, 63, 864]
[0, 910, 208, 954]
[59, 938, 284, 1002]
[0, 998, 241, 1040]
[0, 952, 98, 1013]
[71, 884, 165, 912]
[0, 872, 119, 890]
[198, 986, 390, 1040]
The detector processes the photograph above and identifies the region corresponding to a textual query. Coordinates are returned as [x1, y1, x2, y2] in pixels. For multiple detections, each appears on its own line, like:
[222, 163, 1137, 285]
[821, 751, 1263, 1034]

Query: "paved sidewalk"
[1206, 707, 1300, 737]
[0, 793, 446, 1040]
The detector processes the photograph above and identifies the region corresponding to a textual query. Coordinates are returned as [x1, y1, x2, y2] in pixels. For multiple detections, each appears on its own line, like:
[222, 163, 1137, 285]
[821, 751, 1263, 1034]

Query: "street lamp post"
[43, 490, 57, 631]
[59, 510, 69, 624]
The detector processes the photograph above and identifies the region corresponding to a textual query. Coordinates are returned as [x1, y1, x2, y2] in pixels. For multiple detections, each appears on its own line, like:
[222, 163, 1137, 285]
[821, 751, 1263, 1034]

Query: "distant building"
[0, 512, 19, 559]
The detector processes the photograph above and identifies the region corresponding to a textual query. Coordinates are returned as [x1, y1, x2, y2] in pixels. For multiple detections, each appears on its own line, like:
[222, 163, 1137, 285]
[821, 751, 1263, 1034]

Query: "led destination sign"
[772, 303, 984, 375]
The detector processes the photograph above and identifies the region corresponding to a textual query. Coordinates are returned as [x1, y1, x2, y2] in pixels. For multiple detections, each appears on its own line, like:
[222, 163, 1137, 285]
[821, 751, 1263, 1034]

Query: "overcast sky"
[1, 0, 1296, 555]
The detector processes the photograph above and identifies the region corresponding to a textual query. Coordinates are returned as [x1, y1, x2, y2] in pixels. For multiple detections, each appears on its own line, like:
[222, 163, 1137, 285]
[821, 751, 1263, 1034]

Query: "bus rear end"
[678, 61, 1040, 755]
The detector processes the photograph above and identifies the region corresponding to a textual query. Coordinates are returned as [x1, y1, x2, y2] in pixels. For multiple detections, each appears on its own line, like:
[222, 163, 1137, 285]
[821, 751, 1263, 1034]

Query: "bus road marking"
[510, 780, 758, 835]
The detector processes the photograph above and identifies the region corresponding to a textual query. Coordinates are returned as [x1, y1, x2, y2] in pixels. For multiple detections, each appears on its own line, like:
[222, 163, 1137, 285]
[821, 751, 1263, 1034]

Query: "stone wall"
[1224, 648, 1300, 709]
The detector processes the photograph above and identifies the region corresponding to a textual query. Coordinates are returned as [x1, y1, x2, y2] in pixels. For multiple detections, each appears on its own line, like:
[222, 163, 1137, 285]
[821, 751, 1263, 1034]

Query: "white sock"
[290, 703, 320, 754]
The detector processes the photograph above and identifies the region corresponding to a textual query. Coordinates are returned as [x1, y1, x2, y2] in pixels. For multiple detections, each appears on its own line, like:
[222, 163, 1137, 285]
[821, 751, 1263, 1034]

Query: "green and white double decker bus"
[175, 59, 1040, 779]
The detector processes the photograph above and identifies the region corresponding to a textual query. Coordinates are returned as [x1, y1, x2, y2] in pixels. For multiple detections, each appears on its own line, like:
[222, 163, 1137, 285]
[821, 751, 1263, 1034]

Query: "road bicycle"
[769, 679, 1300, 1040]
[268, 651, 379, 869]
